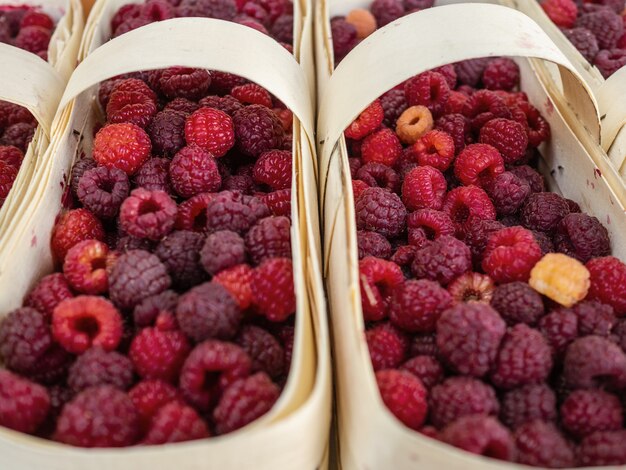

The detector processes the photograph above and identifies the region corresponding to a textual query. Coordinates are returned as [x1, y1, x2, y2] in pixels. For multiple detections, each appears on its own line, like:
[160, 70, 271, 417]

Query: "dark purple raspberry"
[437, 303, 506, 377]
[380, 89, 407, 128]
[594, 49, 626, 79]
[244, 216, 291, 264]
[354, 187, 407, 238]
[147, 110, 186, 157]
[571, 300, 615, 337]
[429, 376, 499, 428]
[356, 162, 400, 193]
[520, 192, 570, 233]
[400, 355, 443, 389]
[483, 171, 530, 216]
[348, 158, 362, 178]
[205, 191, 270, 234]
[514, 420, 575, 468]
[509, 165, 545, 193]
[232, 105, 284, 157]
[538, 308, 579, 355]
[563, 335, 626, 389]
[500, 383, 557, 429]
[411, 236, 471, 286]
[409, 333, 439, 357]
[441, 415, 515, 461]
[561, 389, 623, 438]
[157, 67, 211, 100]
[155, 230, 207, 289]
[54, 385, 139, 447]
[389, 279, 453, 333]
[482, 58, 519, 91]
[133, 290, 179, 327]
[200, 230, 246, 275]
[578, 430, 626, 466]
[330, 17, 358, 60]
[389, 244, 414, 273]
[454, 57, 490, 87]
[371, 0, 405, 26]
[70, 159, 97, 198]
[177, 0, 237, 20]
[435, 113, 471, 153]
[563, 27, 600, 62]
[25, 273, 74, 320]
[1, 122, 35, 151]
[357, 230, 392, 260]
[0, 307, 52, 374]
[222, 174, 256, 194]
[109, 250, 171, 310]
[490, 281, 544, 326]
[67, 347, 134, 393]
[577, 8, 623, 49]
[77, 166, 130, 220]
[613, 319, 626, 352]
[22, 345, 73, 386]
[176, 281, 242, 342]
[462, 217, 505, 264]
[366, 322, 408, 371]
[208, 71, 247, 95]
[198, 95, 244, 116]
[0, 369, 50, 434]
[533, 230, 555, 255]
[236, 325, 285, 379]
[553, 212, 610, 262]
[164, 97, 200, 115]
[115, 234, 154, 253]
[271, 14, 293, 44]
[133, 157, 172, 193]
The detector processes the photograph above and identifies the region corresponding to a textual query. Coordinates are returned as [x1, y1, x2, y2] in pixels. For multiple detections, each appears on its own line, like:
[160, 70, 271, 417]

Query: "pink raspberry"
[564, 27, 600, 62]
[491, 281, 544, 326]
[564, 335, 626, 389]
[25, 273, 73, 320]
[514, 420, 575, 468]
[400, 355, 443, 389]
[500, 383, 556, 429]
[375, 369, 427, 430]
[155, 230, 207, 290]
[357, 230, 392, 259]
[538, 308, 579, 355]
[169, 145, 222, 198]
[587, 256, 626, 316]
[355, 187, 407, 238]
[430, 377, 499, 429]
[462, 89, 512, 131]
[366, 322, 408, 371]
[200, 230, 246, 275]
[404, 71, 451, 117]
[143, 401, 210, 444]
[441, 415, 515, 461]
[571, 300, 615, 337]
[389, 279, 453, 332]
[119, 188, 177, 241]
[578, 7, 624, 49]
[359, 256, 404, 321]
[128, 379, 180, 431]
[233, 105, 284, 157]
[411, 236, 472, 286]
[68, 347, 134, 393]
[578, 430, 626, 466]
[361, 128, 402, 167]
[482, 226, 542, 283]
[482, 58, 520, 91]
[236, 325, 285, 379]
[594, 48, 626, 79]
[0, 307, 52, 374]
[205, 190, 270, 234]
[245, 216, 291, 264]
[561, 389, 623, 438]
[443, 185, 496, 225]
[251, 257, 296, 322]
[0, 369, 49, 434]
[253, 149, 292, 190]
[401, 165, 446, 211]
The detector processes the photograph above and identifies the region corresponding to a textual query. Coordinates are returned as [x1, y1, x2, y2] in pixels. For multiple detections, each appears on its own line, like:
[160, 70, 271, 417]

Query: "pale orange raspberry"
[396, 105, 434, 145]
[345, 9, 377, 39]
[529, 253, 590, 307]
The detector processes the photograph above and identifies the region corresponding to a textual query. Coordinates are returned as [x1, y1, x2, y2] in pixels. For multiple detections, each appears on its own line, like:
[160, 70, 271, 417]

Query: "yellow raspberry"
[529, 253, 590, 307]
[345, 9, 377, 39]
[395, 105, 434, 145]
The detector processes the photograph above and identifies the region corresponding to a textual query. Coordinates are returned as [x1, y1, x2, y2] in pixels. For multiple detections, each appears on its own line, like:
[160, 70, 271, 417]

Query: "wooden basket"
[316, 2, 626, 469]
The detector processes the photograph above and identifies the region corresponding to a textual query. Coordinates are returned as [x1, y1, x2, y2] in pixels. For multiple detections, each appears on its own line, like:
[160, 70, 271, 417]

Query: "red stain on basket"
[607, 214, 611, 225]
[31, 234, 37, 247]
[594, 168, 602, 178]
[544, 98, 554, 116]
[516, 32, 535, 49]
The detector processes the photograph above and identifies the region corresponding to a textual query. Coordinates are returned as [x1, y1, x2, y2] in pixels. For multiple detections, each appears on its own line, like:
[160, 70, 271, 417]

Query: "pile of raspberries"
[0, 0, 297, 448]
[541, 0, 626, 78]
[0, 6, 56, 208]
[334, 1, 626, 468]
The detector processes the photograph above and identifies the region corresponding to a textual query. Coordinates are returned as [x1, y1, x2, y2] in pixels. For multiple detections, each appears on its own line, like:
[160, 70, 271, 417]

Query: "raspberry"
[169, 145, 222, 198]
[25, 273, 73, 320]
[563, 335, 626, 389]
[563, 27, 600, 62]
[411, 130, 455, 172]
[357, 230, 392, 259]
[351, 179, 370, 201]
[355, 187, 406, 238]
[538, 308, 578, 355]
[208, 71, 246, 95]
[213, 264, 253, 309]
[587, 256, 626, 316]
[370, 0, 404, 26]
[491, 281, 544, 326]
[455, 58, 490, 86]
[67, 347, 133, 393]
[77, 166, 130, 220]
[251, 257, 295, 322]
[14, 25, 50, 53]
[517, 102, 551, 147]
[232, 105, 284, 157]
[411, 236, 472, 286]
[0, 145, 23, 168]
[437, 303, 506, 377]
[578, 8, 623, 49]
[454, 143, 505, 187]
[245, 216, 291, 264]
[231, 83, 272, 108]
[542, 0, 578, 27]
[359, 257, 404, 321]
[514, 420, 575, 468]
[389, 279, 453, 333]
[175, 192, 215, 231]
[141, 0, 176, 21]
[156, 67, 210, 100]
[147, 111, 186, 157]
[482, 226, 542, 283]
[93, 123, 151, 175]
[0, 307, 51, 374]
[54, 386, 138, 447]
[222, 174, 255, 194]
[345, 8, 377, 39]
[361, 128, 402, 166]
[483, 171, 531, 217]
[444, 90, 469, 114]
[407, 209, 455, 247]
[179, 340, 251, 411]
[252, 149, 291, 190]
[380, 89, 407, 128]
[578, 431, 626, 466]
[213, 372, 279, 434]
[0, 369, 49, 434]
[612, 318, 626, 352]
[20, 10, 54, 29]
[109, 250, 171, 310]
[509, 165, 546, 193]
[205, 191, 270, 234]
[271, 13, 294, 43]
[571, 300, 615, 337]
[106, 79, 157, 129]
[500, 384, 557, 429]
[119, 188, 177, 241]
[142, 401, 210, 444]
[443, 185, 496, 225]
[177, 0, 237, 19]
[0, 160, 17, 201]
[330, 17, 357, 60]
[356, 163, 399, 193]
[408, 334, 438, 358]
[196, 97, 240, 118]
[62, 239, 109, 295]
[594, 48, 626, 78]
[404, 72, 450, 117]
[133, 290, 178, 328]
[561, 389, 622, 438]
[176, 281, 241, 341]
[51, 209, 105, 262]
[184, 107, 235, 158]
[441, 415, 515, 460]
[461, 217, 504, 263]
[344, 100, 384, 140]
[375, 369, 427, 430]
[130, 326, 190, 382]
[479, 118, 528, 164]
[462, 89, 512, 131]
[70, 159, 97, 199]
[553, 213, 610, 263]
[529, 253, 590, 307]
[199, 230, 245, 276]
[236, 325, 285, 378]
[400, 355, 442, 390]
[129, 379, 180, 431]
[482, 58, 520, 91]
[155, 230, 206, 289]
[401, 165, 446, 211]
[1, 122, 35, 151]
[366, 322, 407, 371]
[133, 158, 171, 194]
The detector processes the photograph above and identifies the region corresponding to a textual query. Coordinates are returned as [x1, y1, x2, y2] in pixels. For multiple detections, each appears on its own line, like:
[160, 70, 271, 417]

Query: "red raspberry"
[462, 89, 512, 131]
[330, 17, 357, 60]
[177, 0, 237, 19]
[133, 290, 178, 328]
[106, 79, 157, 129]
[251, 257, 295, 322]
[375, 369, 427, 430]
[389, 279, 453, 333]
[130, 326, 191, 382]
[444, 90, 469, 114]
[481, 58, 520, 91]
[213, 372, 279, 434]
[447, 272, 495, 303]
[253, 149, 291, 190]
[571, 300, 615, 337]
[563, 335, 626, 389]
[400, 355, 443, 390]
[594, 48, 626, 79]
[25, 273, 73, 320]
[482, 226, 542, 283]
[407, 209, 454, 247]
[437, 303, 506, 377]
[538, 308, 579, 354]
[236, 325, 285, 378]
[20, 10, 54, 29]
[509, 165, 545, 193]
[54, 385, 138, 447]
[356, 163, 399, 193]
[370, 0, 405, 26]
[443, 185, 496, 225]
[404, 71, 451, 117]
[0, 369, 49, 434]
[491, 281, 544, 325]
[52, 296, 122, 354]
[357, 230, 392, 259]
[355, 187, 407, 238]
[93, 123, 151, 175]
[587, 257, 626, 316]
[344, 100, 384, 140]
[51, 209, 105, 262]
[563, 27, 599, 62]
[483, 171, 531, 217]
[0, 160, 17, 201]
[147, 110, 186, 157]
[231, 83, 272, 108]
[176, 281, 242, 341]
[430, 377, 499, 429]
[0, 145, 23, 168]
[441, 415, 515, 460]
[515, 420, 575, 468]
[561, 389, 622, 438]
[175, 192, 215, 231]
[366, 322, 407, 371]
[454, 143, 505, 187]
[200, 230, 246, 275]
[205, 191, 270, 234]
[157, 67, 211, 100]
[501, 384, 556, 429]
[68, 347, 134, 393]
[129, 379, 180, 431]
[542, 0, 578, 27]
[143, 401, 210, 444]
[184, 108, 235, 157]
[179, 340, 251, 411]
[245, 216, 291, 264]
[141, 0, 176, 21]
[411, 130, 455, 172]
[108, 250, 171, 310]
[62, 239, 109, 295]
[380, 89, 407, 128]
[77, 166, 130, 220]
[213, 264, 253, 310]
[359, 257, 404, 322]
[411, 236, 472, 286]
[479, 118, 528, 164]
[360, 128, 402, 166]
[578, 8, 624, 49]
[455, 57, 490, 87]
[516, 102, 551, 147]
[233, 105, 284, 157]
[119, 188, 177, 241]
[491, 324, 552, 389]
[0, 307, 51, 373]
[578, 431, 626, 466]
[351, 180, 370, 201]
[14, 25, 50, 54]
[401, 165, 446, 211]
[170, 145, 221, 198]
